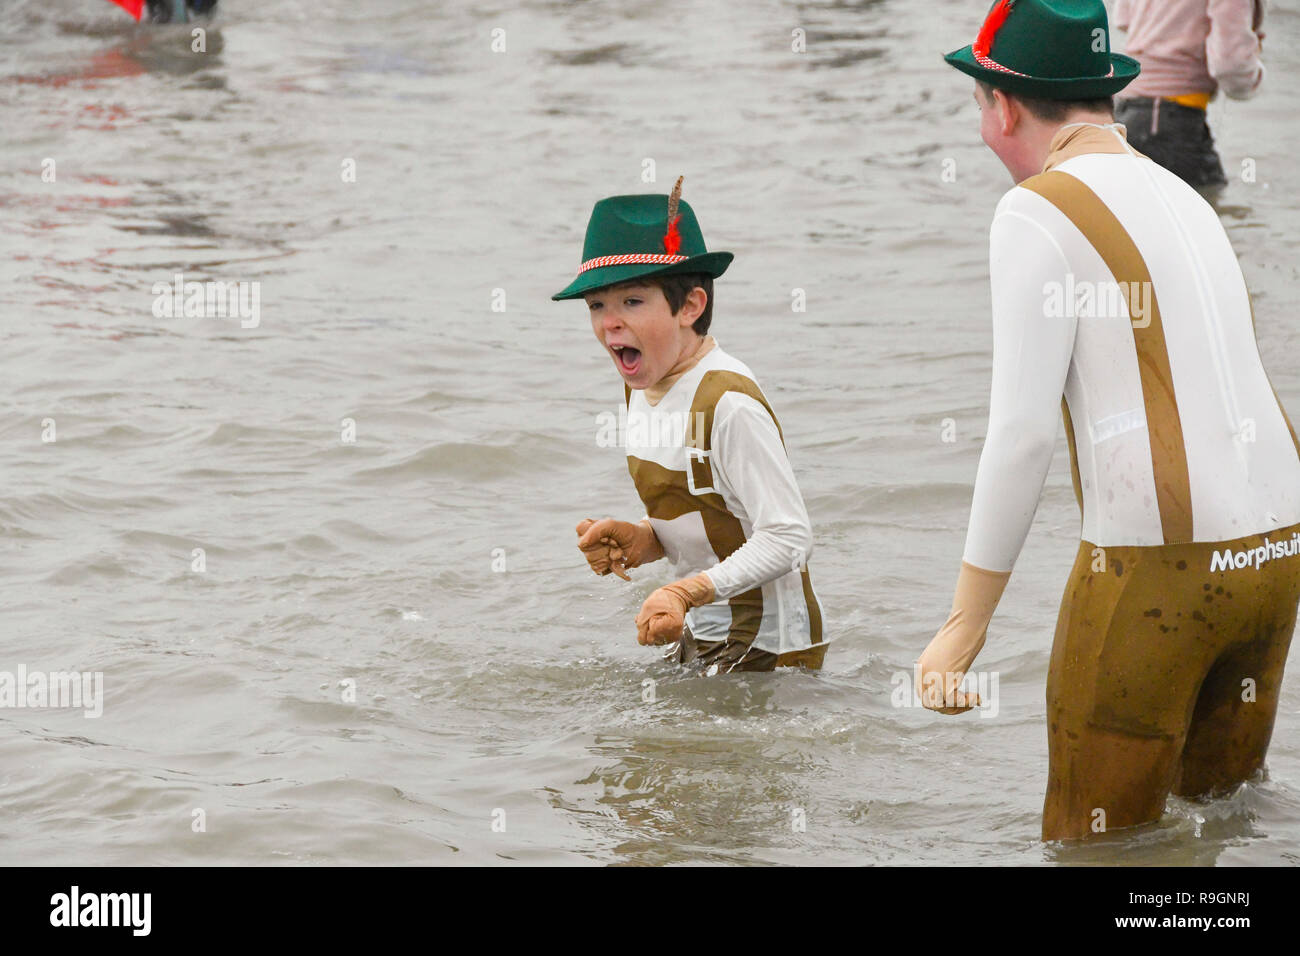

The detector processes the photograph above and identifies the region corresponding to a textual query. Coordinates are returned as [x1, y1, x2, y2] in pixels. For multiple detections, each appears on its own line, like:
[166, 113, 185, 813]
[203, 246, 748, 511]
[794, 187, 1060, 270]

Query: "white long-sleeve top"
[962, 123, 1300, 573]
[624, 342, 825, 655]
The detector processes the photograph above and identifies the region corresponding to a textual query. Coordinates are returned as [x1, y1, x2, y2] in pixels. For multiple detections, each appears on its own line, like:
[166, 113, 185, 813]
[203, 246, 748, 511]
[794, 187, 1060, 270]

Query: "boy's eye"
[587, 301, 602, 311]
[624, 298, 642, 306]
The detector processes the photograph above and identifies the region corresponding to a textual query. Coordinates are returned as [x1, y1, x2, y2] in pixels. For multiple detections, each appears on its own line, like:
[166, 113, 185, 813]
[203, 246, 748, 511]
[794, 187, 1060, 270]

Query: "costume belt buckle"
[685, 445, 716, 496]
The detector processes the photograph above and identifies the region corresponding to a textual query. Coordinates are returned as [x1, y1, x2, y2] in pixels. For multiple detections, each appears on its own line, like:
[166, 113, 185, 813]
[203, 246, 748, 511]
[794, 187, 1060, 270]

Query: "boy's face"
[585, 281, 702, 390]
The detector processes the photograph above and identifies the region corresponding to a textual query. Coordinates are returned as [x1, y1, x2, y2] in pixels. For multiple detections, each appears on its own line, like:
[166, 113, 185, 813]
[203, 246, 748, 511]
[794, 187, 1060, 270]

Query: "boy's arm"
[703, 392, 814, 597]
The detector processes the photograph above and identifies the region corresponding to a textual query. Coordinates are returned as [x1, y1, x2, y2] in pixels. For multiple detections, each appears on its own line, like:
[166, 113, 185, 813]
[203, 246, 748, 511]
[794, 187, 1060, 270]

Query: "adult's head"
[944, 0, 1140, 182]
[971, 80, 1116, 183]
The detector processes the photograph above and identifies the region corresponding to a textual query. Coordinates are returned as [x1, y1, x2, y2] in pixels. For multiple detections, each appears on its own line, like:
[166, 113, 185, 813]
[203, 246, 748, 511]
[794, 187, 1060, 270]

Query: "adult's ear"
[992, 87, 1019, 137]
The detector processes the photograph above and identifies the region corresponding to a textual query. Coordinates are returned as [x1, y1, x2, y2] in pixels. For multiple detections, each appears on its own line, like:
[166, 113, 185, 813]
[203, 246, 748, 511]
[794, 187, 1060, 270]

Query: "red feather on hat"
[663, 176, 683, 256]
[973, 0, 1015, 58]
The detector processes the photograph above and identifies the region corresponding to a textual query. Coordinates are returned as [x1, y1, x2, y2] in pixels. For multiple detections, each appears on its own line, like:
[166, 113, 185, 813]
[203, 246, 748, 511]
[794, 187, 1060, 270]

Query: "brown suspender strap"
[685, 371, 785, 496]
[1020, 170, 1194, 545]
[1060, 397, 1084, 519]
[628, 370, 816, 647]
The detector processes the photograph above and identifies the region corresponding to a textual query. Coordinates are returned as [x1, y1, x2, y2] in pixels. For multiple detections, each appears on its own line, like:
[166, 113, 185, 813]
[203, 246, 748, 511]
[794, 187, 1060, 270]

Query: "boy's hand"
[635, 573, 714, 646]
[575, 518, 664, 580]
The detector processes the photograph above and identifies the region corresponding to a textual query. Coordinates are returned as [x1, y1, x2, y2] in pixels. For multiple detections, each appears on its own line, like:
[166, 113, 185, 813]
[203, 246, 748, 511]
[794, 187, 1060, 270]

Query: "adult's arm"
[961, 203, 1077, 573]
[918, 195, 1078, 704]
[1208, 0, 1264, 99]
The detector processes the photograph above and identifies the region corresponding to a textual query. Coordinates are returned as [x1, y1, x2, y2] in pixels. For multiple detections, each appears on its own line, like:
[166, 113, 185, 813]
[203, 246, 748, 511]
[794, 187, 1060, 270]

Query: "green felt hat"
[552, 179, 733, 301]
[944, 0, 1140, 100]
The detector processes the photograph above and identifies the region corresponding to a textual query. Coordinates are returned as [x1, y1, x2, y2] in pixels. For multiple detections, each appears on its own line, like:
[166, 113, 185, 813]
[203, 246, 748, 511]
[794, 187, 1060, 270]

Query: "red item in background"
[106, 0, 145, 20]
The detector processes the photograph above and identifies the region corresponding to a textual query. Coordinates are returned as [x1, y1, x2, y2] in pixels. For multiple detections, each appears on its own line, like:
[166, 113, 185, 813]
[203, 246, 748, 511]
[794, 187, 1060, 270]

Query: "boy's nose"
[601, 312, 625, 332]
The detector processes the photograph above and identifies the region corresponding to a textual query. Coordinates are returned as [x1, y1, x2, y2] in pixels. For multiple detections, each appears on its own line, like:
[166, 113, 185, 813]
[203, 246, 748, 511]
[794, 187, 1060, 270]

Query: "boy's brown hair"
[600, 274, 714, 335]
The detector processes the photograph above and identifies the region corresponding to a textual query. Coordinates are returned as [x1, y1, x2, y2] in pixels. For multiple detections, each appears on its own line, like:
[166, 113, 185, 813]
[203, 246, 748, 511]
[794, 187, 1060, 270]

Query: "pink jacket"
[1114, 0, 1265, 99]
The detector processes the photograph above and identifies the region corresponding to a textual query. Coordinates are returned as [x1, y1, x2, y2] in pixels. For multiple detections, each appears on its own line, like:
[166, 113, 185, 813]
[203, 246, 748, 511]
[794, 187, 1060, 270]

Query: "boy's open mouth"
[610, 344, 642, 376]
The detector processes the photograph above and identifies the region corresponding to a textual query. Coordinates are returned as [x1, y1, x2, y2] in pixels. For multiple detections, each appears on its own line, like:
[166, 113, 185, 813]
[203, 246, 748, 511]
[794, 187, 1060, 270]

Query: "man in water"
[144, 0, 218, 22]
[105, 0, 218, 21]
[1113, 0, 1266, 193]
[922, 0, 1300, 841]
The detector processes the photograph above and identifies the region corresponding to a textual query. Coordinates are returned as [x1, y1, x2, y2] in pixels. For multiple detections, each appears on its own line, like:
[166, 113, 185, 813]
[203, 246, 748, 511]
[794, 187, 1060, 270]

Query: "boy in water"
[555, 179, 828, 672]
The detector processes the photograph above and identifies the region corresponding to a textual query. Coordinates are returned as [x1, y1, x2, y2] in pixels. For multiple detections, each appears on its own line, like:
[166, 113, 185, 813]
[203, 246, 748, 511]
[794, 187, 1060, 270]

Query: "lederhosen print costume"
[623, 345, 827, 671]
[968, 123, 1300, 805]
[1007, 129, 1300, 808]
[944, 0, 1300, 830]
[554, 180, 828, 672]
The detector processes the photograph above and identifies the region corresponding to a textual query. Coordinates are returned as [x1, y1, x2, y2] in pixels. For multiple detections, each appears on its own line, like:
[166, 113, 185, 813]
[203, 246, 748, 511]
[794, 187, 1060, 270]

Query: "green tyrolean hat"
[552, 177, 733, 301]
[944, 0, 1139, 100]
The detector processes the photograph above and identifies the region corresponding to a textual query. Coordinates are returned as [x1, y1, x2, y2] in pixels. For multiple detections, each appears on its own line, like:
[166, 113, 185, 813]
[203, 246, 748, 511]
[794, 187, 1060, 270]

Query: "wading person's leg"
[1042, 542, 1207, 840]
[1174, 571, 1300, 796]
[1043, 532, 1300, 839]
[1042, 724, 1184, 841]
[1174, 642, 1287, 796]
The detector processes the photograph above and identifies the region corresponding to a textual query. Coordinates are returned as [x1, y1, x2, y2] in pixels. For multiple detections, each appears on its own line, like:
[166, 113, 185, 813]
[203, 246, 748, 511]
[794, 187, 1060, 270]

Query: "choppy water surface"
[2, 0, 1299, 865]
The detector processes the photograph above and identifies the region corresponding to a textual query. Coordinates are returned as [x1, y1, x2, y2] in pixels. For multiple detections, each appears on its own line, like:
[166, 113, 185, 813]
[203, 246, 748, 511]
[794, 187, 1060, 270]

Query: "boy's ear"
[678, 286, 707, 327]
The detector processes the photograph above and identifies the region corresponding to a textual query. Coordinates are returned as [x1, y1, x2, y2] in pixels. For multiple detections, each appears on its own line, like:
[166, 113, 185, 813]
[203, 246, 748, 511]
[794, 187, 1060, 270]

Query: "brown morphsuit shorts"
[1047, 522, 1300, 793]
